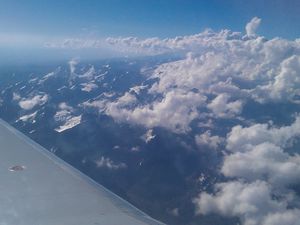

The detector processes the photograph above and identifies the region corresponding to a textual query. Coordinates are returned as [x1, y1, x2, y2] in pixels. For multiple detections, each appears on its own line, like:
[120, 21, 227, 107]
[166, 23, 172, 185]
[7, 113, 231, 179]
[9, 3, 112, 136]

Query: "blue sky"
[0, 0, 299, 62]
[1, 0, 300, 38]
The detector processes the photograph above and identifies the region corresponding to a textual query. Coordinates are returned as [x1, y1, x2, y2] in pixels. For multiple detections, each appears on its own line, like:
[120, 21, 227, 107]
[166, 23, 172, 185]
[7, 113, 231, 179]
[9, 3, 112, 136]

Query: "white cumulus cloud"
[195, 131, 223, 149]
[196, 117, 300, 224]
[84, 17, 300, 135]
[95, 156, 127, 170]
[245, 17, 262, 37]
[102, 90, 206, 133]
[194, 180, 300, 225]
[19, 94, 48, 110]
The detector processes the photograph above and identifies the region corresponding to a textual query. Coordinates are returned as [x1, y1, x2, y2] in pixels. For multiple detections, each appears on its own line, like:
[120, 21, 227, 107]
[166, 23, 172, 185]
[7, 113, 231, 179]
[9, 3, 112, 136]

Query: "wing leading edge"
[0, 119, 165, 225]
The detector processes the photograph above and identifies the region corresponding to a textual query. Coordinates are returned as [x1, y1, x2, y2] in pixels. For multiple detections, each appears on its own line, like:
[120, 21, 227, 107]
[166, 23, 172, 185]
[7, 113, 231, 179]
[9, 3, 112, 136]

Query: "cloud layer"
[89, 17, 300, 224]
[194, 117, 300, 225]
[5, 16, 300, 224]
[83, 17, 300, 137]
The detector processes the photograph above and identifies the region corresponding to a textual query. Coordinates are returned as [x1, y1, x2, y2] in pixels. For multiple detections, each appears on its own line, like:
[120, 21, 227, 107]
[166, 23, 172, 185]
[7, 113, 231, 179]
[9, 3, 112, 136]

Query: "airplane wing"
[0, 119, 165, 225]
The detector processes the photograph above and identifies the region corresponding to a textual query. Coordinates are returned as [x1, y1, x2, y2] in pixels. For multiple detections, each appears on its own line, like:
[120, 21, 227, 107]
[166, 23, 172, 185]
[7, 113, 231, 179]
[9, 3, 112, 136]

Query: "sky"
[0, 0, 300, 62]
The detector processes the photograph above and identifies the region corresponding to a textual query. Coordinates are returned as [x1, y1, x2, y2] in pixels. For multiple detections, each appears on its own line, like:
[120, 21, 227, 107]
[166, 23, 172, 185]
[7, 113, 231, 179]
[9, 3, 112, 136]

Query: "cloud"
[223, 117, 300, 187]
[252, 55, 300, 103]
[245, 17, 261, 37]
[194, 180, 300, 225]
[94, 156, 127, 170]
[81, 82, 98, 92]
[226, 116, 300, 152]
[141, 129, 156, 143]
[81, 99, 107, 113]
[81, 17, 300, 135]
[45, 38, 106, 49]
[12, 92, 21, 101]
[263, 210, 300, 225]
[68, 58, 79, 74]
[78, 66, 96, 80]
[207, 93, 243, 118]
[106, 36, 173, 55]
[222, 142, 300, 186]
[54, 102, 74, 123]
[106, 29, 243, 55]
[19, 94, 48, 110]
[100, 90, 207, 133]
[196, 117, 300, 224]
[195, 131, 223, 149]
